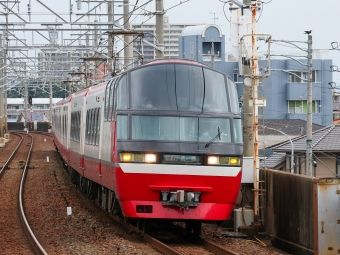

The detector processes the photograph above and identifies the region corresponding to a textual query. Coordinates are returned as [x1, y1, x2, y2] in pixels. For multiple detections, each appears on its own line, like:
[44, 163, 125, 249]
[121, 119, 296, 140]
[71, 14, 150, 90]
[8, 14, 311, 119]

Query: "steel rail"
[17, 132, 48, 255]
[0, 133, 23, 177]
[198, 237, 237, 255]
[107, 213, 183, 255]
[172, 224, 238, 255]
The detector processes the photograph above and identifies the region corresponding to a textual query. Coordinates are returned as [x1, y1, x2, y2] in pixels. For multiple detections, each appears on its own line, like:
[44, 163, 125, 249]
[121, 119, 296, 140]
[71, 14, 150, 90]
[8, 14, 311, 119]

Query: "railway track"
[0, 132, 47, 255]
[0, 132, 284, 254]
[107, 213, 238, 255]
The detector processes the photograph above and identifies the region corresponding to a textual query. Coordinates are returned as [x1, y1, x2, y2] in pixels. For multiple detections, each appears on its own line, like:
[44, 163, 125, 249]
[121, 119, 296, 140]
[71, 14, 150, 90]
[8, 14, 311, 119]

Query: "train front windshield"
[115, 63, 242, 143]
[117, 116, 242, 143]
[129, 64, 239, 113]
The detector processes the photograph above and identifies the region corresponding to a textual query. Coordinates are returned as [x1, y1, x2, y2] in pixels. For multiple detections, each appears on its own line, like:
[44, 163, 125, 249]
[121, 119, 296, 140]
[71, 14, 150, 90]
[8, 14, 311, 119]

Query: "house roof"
[258, 119, 324, 136]
[18, 112, 50, 122]
[181, 24, 223, 38]
[272, 124, 340, 152]
[260, 152, 286, 169]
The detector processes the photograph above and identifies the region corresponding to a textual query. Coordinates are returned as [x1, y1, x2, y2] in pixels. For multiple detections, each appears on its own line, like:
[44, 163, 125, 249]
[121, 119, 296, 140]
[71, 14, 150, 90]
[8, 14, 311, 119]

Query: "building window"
[288, 71, 316, 83]
[233, 73, 238, 82]
[202, 42, 221, 56]
[288, 100, 319, 114]
[258, 106, 264, 117]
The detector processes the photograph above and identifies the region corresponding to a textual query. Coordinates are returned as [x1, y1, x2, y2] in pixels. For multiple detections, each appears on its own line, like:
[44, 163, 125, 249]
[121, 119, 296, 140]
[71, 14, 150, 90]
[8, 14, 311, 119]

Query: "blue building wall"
[179, 25, 333, 126]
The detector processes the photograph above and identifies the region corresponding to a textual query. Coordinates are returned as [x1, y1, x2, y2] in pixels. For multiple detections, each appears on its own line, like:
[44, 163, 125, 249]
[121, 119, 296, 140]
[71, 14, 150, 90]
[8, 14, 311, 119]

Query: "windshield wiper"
[205, 127, 221, 148]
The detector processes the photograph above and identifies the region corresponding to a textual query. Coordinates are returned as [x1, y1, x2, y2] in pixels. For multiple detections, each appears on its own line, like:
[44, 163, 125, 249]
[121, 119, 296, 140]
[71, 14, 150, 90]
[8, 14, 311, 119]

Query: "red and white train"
[53, 59, 243, 233]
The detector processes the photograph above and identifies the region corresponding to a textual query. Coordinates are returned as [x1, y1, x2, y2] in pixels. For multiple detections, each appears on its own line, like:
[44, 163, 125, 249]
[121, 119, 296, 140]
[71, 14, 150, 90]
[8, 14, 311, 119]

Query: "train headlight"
[145, 154, 157, 163]
[229, 157, 241, 166]
[121, 153, 132, 162]
[207, 156, 219, 165]
[207, 156, 241, 166]
[119, 152, 157, 163]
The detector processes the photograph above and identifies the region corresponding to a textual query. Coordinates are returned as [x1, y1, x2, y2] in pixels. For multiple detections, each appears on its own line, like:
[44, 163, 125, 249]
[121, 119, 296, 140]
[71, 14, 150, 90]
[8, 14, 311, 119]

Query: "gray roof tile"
[258, 119, 324, 136]
[272, 125, 340, 152]
[260, 152, 286, 168]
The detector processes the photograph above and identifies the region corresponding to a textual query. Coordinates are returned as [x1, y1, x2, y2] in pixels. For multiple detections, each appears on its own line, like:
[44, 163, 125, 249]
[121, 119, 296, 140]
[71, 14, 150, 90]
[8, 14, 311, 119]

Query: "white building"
[131, 16, 202, 62]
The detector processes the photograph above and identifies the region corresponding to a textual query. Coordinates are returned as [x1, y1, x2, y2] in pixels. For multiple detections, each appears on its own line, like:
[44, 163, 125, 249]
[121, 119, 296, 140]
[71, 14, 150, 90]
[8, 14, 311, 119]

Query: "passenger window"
[90, 109, 95, 145]
[117, 75, 127, 110]
[108, 79, 116, 121]
[96, 108, 100, 145]
[85, 110, 90, 144]
[104, 80, 112, 121]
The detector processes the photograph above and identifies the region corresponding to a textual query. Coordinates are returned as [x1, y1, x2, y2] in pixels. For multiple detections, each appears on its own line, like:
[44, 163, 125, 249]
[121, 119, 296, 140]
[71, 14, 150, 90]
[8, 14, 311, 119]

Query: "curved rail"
[107, 212, 238, 255]
[108, 214, 183, 255]
[16, 132, 48, 255]
[171, 224, 238, 255]
[0, 133, 23, 177]
[198, 237, 236, 255]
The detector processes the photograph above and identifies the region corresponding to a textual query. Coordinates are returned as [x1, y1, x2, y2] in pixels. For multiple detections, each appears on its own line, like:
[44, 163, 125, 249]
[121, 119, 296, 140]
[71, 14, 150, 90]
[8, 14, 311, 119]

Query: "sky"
[159, 0, 340, 84]
[1, 0, 339, 84]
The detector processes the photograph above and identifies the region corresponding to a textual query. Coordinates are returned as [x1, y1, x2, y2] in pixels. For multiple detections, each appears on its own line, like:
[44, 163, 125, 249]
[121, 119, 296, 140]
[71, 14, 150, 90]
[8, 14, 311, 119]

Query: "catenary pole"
[250, 0, 260, 223]
[124, 0, 133, 69]
[0, 34, 3, 137]
[155, 0, 164, 59]
[108, 1, 114, 75]
[306, 34, 313, 176]
[49, 80, 53, 125]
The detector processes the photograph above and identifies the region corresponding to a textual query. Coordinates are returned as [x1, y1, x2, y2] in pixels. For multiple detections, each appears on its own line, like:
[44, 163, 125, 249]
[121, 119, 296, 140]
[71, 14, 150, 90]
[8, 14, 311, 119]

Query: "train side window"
[73, 112, 76, 142]
[104, 80, 112, 121]
[203, 68, 229, 112]
[90, 109, 95, 145]
[70, 112, 74, 141]
[233, 119, 243, 143]
[228, 77, 240, 114]
[117, 75, 127, 110]
[117, 115, 128, 139]
[72, 112, 76, 141]
[93, 108, 98, 145]
[75, 111, 79, 142]
[96, 108, 100, 145]
[108, 79, 116, 121]
[73, 112, 76, 141]
[89, 109, 93, 145]
[77, 111, 81, 142]
[63, 114, 66, 138]
[85, 110, 90, 144]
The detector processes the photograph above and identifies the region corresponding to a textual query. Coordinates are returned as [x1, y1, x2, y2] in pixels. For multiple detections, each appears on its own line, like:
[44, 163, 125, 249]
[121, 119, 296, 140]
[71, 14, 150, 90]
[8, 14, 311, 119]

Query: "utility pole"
[49, 80, 53, 124]
[210, 41, 220, 69]
[306, 34, 313, 176]
[201, 41, 219, 69]
[230, 0, 271, 227]
[94, 19, 98, 82]
[155, 0, 164, 59]
[108, 1, 114, 76]
[4, 65, 7, 134]
[24, 81, 28, 130]
[124, 0, 133, 69]
[0, 34, 3, 137]
[250, 0, 260, 224]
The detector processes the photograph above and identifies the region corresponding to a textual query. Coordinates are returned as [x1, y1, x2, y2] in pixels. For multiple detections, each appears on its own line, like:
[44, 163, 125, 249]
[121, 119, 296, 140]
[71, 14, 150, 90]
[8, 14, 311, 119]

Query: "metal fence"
[260, 169, 340, 255]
